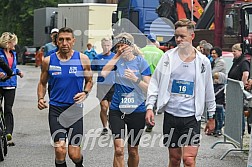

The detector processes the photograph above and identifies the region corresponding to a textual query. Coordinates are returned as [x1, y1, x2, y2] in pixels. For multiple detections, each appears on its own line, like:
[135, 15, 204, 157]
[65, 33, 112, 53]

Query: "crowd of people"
[0, 18, 251, 167]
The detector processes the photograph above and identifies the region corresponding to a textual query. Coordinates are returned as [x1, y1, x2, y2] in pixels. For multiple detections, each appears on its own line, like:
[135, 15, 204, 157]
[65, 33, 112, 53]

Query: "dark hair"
[210, 47, 222, 57]
[58, 27, 74, 36]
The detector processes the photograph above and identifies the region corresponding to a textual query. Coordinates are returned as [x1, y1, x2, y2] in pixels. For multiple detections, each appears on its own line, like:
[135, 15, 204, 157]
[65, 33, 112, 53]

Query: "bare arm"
[82, 53, 93, 93]
[124, 69, 150, 92]
[37, 56, 50, 110]
[101, 53, 120, 78]
[101, 45, 128, 78]
[73, 53, 93, 103]
[140, 75, 151, 92]
[242, 71, 249, 85]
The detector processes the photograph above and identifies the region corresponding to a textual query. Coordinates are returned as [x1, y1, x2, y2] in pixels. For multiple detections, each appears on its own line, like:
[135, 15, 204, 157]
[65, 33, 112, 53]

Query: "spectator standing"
[141, 33, 164, 74]
[210, 47, 227, 137]
[202, 42, 213, 63]
[91, 37, 115, 135]
[145, 19, 216, 166]
[0, 32, 24, 146]
[44, 28, 58, 57]
[213, 72, 226, 136]
[197, 39, 207, 53]
[37, 27, 93, 167]
[210, 47, 226, 74]
[101, 32, 151, 167]
[228, 43, 250, 135]
[84, 43, 97, 62]
[228, 43, 250, 85]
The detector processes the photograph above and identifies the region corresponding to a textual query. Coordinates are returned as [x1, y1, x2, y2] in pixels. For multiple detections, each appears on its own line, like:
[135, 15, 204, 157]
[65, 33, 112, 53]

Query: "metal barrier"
[211, 78, 249, 160]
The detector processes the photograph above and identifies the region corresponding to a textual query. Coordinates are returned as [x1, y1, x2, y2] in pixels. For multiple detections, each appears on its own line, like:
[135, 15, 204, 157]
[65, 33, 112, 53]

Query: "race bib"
[119, 92, 138, 109]
[171, 80, 194, 96]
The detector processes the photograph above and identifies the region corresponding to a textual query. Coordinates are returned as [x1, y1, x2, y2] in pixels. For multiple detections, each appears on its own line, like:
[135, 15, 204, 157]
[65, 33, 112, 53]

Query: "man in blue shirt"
[37, 27, 93, 167]
[44, 28, 58, 57]
[91, 37, 115, 135]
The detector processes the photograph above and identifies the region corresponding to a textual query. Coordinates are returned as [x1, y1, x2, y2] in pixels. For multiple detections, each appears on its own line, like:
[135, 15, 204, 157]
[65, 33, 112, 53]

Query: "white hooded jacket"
[146, 47, 216, 121]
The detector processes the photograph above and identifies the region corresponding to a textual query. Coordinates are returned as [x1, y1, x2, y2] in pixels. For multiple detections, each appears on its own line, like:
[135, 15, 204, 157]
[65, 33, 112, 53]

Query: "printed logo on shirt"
[164, 61, 169, 67]
[201, 63, 205, 73]
[49, 65, 61, 71]
[0, 54, 4, 58]
[69, 66, 78, 74]
[52, 72, 62, 75]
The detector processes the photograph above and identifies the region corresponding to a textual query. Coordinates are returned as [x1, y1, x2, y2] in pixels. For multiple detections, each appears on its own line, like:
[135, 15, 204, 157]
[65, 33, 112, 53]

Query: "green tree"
[0, 0, 83, 46]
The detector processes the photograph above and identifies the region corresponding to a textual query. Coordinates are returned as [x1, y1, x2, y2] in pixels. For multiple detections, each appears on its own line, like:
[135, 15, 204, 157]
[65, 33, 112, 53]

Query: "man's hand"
[145, 109, 155, 126]
[38, 98, 48, 110]
[204, 118, 215, 135]
[245, 79, 252, 90]
[73, 92, 87, 103]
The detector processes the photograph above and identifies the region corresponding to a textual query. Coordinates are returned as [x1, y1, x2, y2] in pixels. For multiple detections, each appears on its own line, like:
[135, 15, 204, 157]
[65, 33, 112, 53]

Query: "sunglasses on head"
[116, 37, 132, 46]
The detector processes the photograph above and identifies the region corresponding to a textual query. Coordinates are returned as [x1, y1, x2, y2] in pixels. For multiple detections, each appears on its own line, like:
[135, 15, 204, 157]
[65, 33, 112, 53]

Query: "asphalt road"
[0, 65, 248, 167]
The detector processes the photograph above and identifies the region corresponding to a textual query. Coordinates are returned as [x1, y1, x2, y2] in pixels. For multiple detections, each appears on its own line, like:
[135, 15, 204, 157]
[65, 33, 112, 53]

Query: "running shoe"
[6, 133, 12, 141]
[101, 128, 108, 135]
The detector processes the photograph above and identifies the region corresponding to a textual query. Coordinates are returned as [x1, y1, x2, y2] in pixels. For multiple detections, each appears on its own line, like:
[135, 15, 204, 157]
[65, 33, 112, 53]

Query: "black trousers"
[0, 88, 16, 135]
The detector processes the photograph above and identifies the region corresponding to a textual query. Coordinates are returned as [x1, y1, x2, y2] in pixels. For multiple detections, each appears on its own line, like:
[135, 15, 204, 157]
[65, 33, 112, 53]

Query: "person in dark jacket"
[213, 72, 226, 136]
[0, 32, 24, 146]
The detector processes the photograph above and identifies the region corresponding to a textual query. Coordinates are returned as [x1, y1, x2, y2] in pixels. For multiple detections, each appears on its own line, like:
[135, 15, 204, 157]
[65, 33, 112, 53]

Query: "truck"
[33, 3, 117, 53]
[33, 7, 58, 48]
[111, 0, 176, 47]
[111, 0, 252, 54]
[111, 0, 208, 47]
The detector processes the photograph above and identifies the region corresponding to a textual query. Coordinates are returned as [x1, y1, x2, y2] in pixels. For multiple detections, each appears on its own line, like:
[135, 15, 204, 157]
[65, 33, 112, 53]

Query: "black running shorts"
[49, 104, 83, 146]
[96, 84, 114, 102]
[163, 112, 201, 148]
[109, 109, 146, 146]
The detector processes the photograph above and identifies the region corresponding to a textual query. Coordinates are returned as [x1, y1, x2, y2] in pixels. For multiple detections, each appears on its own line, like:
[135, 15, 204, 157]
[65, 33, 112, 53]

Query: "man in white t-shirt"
[145, 19, 216, 167]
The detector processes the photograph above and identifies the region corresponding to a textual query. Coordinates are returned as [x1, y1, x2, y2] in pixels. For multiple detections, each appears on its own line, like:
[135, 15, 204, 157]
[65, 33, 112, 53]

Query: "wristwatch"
[135, 78, 141, 84]
[208, 114, 215, 119]
[83, 90, 89, 98]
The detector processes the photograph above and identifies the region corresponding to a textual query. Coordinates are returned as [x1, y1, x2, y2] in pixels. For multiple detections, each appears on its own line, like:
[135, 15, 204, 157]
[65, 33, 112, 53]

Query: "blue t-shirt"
[48, 51, 85, 106]
[44, 42, 57, 57]
[47, 48, 58, 57]
[110, 56, 151, 113]
[91, 52, 115, 85]
[84, 48, 97, 61]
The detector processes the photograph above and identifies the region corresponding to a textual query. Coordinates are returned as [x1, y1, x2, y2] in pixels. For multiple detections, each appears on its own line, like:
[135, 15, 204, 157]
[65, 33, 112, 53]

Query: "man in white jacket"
[145, 19, 216, 167]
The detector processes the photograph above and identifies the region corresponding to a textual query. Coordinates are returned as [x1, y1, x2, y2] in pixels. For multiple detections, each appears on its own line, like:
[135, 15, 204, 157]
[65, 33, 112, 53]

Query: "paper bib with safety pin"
[171, 79, 194, 97]
[119, 92, 139, 109]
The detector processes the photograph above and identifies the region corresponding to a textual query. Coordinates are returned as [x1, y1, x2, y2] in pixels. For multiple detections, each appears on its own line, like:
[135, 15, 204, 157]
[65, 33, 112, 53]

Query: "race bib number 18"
[171, 80, 194, 96]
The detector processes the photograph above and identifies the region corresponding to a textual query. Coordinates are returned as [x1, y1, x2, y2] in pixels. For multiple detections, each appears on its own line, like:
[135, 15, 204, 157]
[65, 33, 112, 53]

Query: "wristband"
[83, 90, 89, 98]
[208, 115, 215, 119]
[135, 78, 141, 84]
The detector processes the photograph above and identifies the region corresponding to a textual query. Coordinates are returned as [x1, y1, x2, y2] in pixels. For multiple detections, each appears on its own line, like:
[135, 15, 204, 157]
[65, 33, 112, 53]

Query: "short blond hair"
[232, 43, 242, 51]
[0, 32, 18, 49]
[175, 19, 195, 32]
